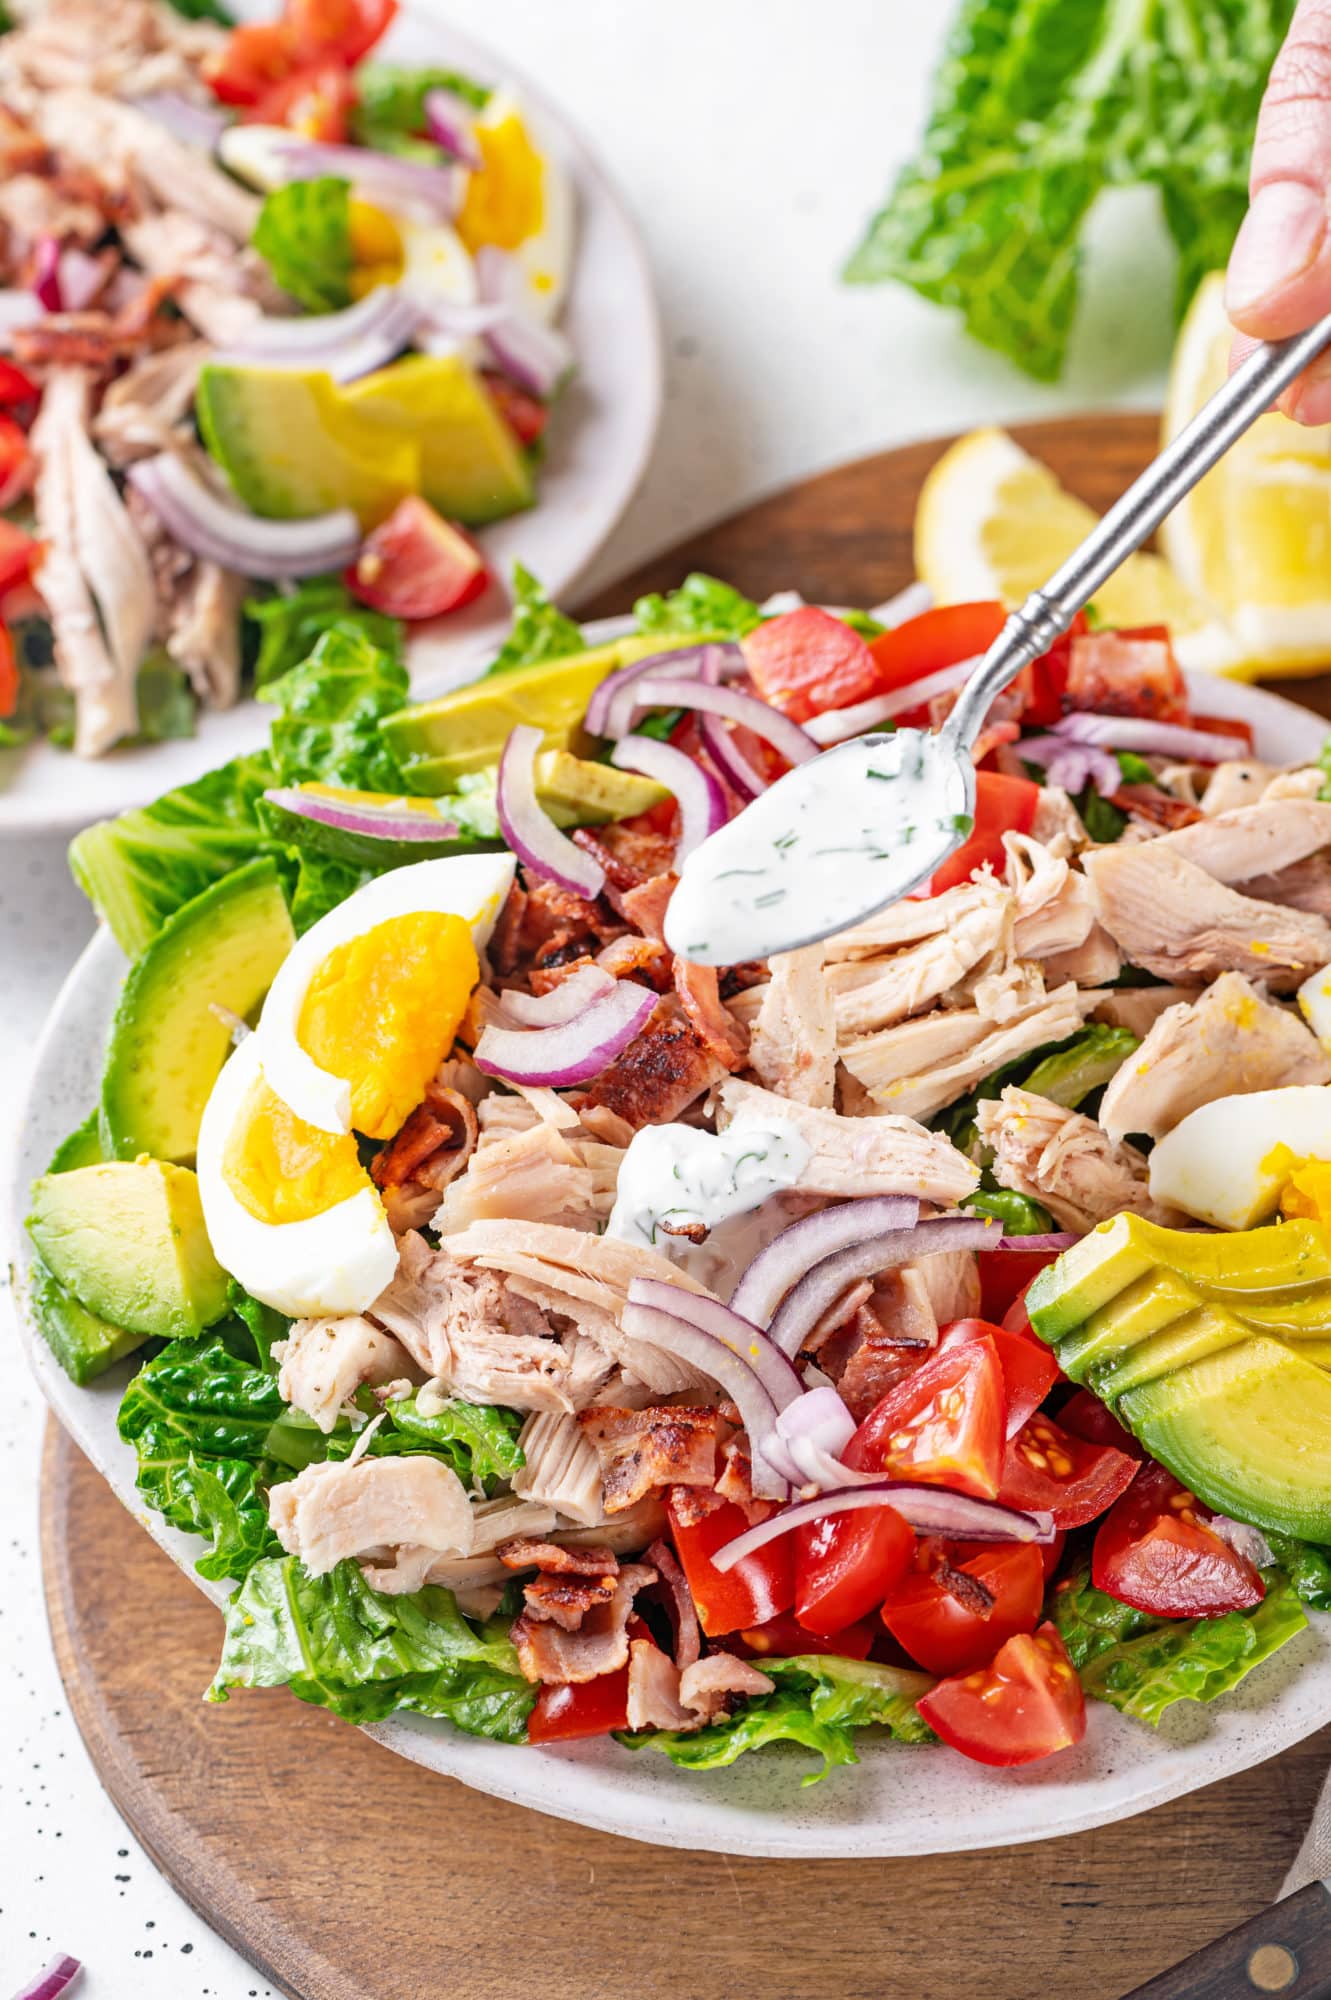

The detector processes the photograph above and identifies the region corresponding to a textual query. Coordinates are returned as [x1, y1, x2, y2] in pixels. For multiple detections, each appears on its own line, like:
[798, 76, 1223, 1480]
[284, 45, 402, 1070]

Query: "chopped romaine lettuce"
[351, 61, 489, 155]
[962, 1187, 1055, 1236]
[210, 1556, 534, 1738]
[1022, 1023, 1138, 1109]
[135, 651, 196, 742]
[845, 0, 1294, 382]
[485, 563, 584, 676]
[633, 572, 764, 641]
[246, 578, 403, 690]
[259, 625, 409, 792]
[1264, 1535, 1331, 1614]
[1115, 750, 1158, 785]
[253, 178, 353, 314]
[1075, 782, 1129, 844]
[365, 1393, 525, 1485]
[162, 0, 232, 19]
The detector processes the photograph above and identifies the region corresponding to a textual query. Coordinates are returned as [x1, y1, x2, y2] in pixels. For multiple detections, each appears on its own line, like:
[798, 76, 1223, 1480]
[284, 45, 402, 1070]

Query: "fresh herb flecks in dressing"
[663, 728, 974, 966]
[606, 1119, 812, 1283]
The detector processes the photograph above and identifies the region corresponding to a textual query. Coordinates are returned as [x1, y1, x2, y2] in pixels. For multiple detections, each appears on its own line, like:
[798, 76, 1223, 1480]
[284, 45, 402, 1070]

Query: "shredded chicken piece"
[577, 1405, 720, 1514]
[823, 875, 1007, 962]
[35, 87, 257, 239]
[824, 879, 1012, 1035]
[1263, 767, 1325, 803]
[1030, 784, 1088, 855]
[269, 1455, 473, 1588]
[1005, 834, 1099, 961]
[1200, 762, 1277, 815]
[93, 338, 207, 465]
[1147, 798, 1331, 888]
[977, 1085, 1184, 1233]
[747, 945, 836, 1106]
[1091, 986, 1196, 1036]
[0, 0, 225, 105]
[438, 1118, 617, 1235]
[1097, 971, 1329, 1142]
[910, 1248, 981, 1326]
[511, 1410, 606, 1526]
[512, 1561, 655, 1684]
[840, 984, 1095, 1121]
[714, 1076, 979, 1205]
[274, 1314, 418, 1434]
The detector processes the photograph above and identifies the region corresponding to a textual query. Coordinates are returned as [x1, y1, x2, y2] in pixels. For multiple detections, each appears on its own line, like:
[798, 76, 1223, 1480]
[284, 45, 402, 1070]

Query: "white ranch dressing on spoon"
[663, 728, 975, 967]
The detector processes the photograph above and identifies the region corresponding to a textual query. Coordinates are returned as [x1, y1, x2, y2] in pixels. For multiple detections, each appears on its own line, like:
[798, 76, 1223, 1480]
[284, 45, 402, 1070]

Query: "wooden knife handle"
[1122, 1882, 1331, 2000]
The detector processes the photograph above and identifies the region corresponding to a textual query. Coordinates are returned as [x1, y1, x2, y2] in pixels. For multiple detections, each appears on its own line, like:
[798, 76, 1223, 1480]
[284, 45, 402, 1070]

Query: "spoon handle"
[945, 305, 1331, 752]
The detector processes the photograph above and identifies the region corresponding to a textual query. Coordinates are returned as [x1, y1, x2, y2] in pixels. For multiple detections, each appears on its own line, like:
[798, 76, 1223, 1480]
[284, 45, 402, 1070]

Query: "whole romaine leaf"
[245, 578, 403, 689]
[845, 0, 1296, 382]
[252, 178, 354, 314]
[260, 625, 410, 791]
[485, 563, 584, 676]
[625, 1654, 933, 1782]
[633, 572, 764, 641]
[210, 1555, 535, 1738]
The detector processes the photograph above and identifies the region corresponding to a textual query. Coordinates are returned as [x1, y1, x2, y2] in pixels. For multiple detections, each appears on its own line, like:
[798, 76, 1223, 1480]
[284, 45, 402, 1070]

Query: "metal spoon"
[664, 309, 1331, 968]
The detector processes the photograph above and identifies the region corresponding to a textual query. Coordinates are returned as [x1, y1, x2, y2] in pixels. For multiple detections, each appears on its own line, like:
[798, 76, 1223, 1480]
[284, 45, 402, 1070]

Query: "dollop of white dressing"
[663, 727, 974, 966]
[606, 1120, 812, 1282]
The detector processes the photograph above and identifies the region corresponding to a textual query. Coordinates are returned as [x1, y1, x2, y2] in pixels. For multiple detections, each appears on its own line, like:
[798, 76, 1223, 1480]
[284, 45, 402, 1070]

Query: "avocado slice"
[48, 1111, 104, 1173]
[27, 1253, 143, 1385]
[100, 859, 295, 1167]
[1051, 1267, 1202, 1384]
[340, 353, 533, 525]
[1091, 1303, 1251, 1403]
[1121, 1335, 1331, 1540]
[382, 633, 703, 791]
[535, 750, 669, 827]
[196, 363, 419, 526]
[28, 1160, 229, 1341]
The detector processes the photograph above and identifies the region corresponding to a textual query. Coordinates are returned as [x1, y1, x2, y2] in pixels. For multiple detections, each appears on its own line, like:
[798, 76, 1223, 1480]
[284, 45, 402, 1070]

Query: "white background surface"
[0, 0, 1184, 1990]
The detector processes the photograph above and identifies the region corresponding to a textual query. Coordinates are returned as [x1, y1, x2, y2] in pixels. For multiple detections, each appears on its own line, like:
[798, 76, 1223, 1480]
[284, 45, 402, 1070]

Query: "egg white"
[474, 92, 574, 325]
[1299, 966, 1331, 1049]
[1148, 1083, 1331, 1230]
[217, 123, 299, 193]
[398, 217, 478, 311]
[256, 852, 515, 1134]
[196, 1035, 397, 1320]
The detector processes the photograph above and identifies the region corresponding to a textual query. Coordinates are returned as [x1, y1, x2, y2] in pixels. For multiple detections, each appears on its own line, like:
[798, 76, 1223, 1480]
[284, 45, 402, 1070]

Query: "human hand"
[1228, 0, 1331, 422]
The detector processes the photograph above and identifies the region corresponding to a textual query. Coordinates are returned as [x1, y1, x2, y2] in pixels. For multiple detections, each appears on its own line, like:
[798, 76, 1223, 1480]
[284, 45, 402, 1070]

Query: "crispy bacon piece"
[678, 1652, 774, 1721]
[498, 1539, 621, 1632]
[489, 874, 626, 981]
[511, 1561, 656, 1684]
[0, 105, 49, 176]
[1108, 785, 1205, 830]
[578, 1002, 726, 1129]
[647, 1536, 701, 1669]
[617, 872, 676, 942]
[935, 1560, 997, 1616]
[573, 818, 678, 890]
[598, 932, 671, 986]
[1066, 629, 1189, 723]
[673, 957, 748, 1069]
[498, 1538, 619, 1577]
[371, 1083, 478, 1196]
[488, 881, 528, 976]
[577, 1404, 720, 1514]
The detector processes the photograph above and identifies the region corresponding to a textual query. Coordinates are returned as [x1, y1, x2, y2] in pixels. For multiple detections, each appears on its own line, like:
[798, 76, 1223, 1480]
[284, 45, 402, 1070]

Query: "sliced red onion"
[1017, 734, 1121, 797]
[12, 1956, 83, 2000]
[127, 454, 360, 579]
[611, 733, 727, 866]
[424, 85, 484, 170]
[263, 786, 461, 844]
[806, 656, 984, 746]
[57, 247, 109, 312]
[730, 1195, 920, 1329]
[762, 1383, 859, 1486]
[699, 712, 768, 798]
[1053, 712, 1250, 763]
[619, 1295, 787, 1500]
[869, 579, 934, 628]
[994, 1231, 1078, 1252]
[497, 723, 606, 898]
[502, 964, 614, 1026]
[267, 138, 463, 219]
[31, 237, 62, 312]
[218, 285, 420, 381]
[132, 90, 229, 150]
[473, 242, 573, 395]
[626, 1277, 804, 1411]
[768, 1214, 999, 1359]
[711, 1483, 1055, 1572]
[475, 979, 656, 1087]
[629, 676, 818, 768]
[0, 289, 42, 346]
[1209, 1514, 1275, 1569]
[583, 644, 727, 739]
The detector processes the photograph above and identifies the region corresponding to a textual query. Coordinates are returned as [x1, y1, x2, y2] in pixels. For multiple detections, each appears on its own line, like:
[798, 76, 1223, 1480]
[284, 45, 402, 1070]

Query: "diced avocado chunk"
[100, 859, 295, 1167]
[1121, 1336, 1331, 1541]
[341, 353, 533, 525]
[27, 1161, 229, 1341]
[28, 1253, 143, 1385]
[48, 1112, 104, 1173]
[535, 750, 669, 827]
[196, 363, 419, 526]
[382, 633, 701, 790]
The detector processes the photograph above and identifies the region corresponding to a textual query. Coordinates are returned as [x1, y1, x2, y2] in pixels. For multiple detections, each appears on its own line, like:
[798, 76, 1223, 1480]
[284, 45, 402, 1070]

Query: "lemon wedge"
[1161, 271, 1331, 679]
[915, 424, 1246, 677]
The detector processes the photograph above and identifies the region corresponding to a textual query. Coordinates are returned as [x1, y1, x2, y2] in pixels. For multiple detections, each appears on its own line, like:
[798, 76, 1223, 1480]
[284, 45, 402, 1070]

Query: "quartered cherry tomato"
[287, 0, 397, 64]
[346, 496, 490, 619]
[0, 357, 38, 407]
[0, 624, 18, 719]
[794, 1492, 913, 1637]
[865, 601, 1006, 704]
[1091, 1462, 1265, 1617]
[0, 519, 41, 600]
[250, 58, 356, 138]
[916, 1622, 1086, 1767]
[667, 1493, 795, 1637]
[484, 371, 549, 446]
[741, 606, 880, 723]
[939, 1318, 1059, 1440]
[851, 1334, 1007, 1499]
[1057, 1388, 1144, 1459]
[880, 1541, 1044, 1677]
[205, 20, 297, 104]
[927, 770, 1040, 896]
[998, 1411, 1138, 1530]
[0, 413, 35, 511]
[526, 1618, 652, 1742]
[738, 1610, 875, 1662]
[977, 1251, 1062, 1328]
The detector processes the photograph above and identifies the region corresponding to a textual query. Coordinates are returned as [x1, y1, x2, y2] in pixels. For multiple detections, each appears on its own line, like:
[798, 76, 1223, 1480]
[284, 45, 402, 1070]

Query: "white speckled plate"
[0, 0, 662, 839]
[7, 667, 1331, 1856]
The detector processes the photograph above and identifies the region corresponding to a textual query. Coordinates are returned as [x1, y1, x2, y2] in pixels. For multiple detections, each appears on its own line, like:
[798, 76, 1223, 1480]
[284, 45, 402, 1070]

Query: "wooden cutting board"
[41, 414, 1331, 2000]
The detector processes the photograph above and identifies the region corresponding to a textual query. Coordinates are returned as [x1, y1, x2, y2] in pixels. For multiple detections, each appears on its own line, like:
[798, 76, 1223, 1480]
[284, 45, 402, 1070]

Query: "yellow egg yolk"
[348, 198, 405, 300]
[295, 910, 479, 1140]
[223, 1075, 366, 1225]
[1280, 1158, 1331, 1232]
[456, 114, 544, 255]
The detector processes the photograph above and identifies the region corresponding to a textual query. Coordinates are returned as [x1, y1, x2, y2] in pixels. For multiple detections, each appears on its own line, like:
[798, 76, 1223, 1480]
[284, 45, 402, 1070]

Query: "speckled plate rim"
[6, 665, 1331, 1858]
[0, 0, 663, 839]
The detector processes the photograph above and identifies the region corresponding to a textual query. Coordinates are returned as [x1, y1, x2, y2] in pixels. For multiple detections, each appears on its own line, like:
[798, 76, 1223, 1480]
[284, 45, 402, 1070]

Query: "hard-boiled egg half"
[1149, 1084, 1331, 1230]
[454, 92, 574, 323]
[196, 853, 514, 1317]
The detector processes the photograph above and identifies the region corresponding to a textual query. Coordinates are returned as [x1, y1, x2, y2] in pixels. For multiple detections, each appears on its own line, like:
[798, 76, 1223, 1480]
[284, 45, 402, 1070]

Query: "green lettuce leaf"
[253, 179, 354, 313]
[162, 0, 232, 19]
[844, 0, 1295, 382]
[135, 651, 196, 742]
[259, 624, 410, 791]
[228, 1283, 291, 1372]
[366, 1394, 525, 1484]
[209, 1556, 535, 1738]
[1021, 1023, 1138, 1109]
[351, 61, 489, 156]
[486, 563, 583, 676]
[624, 1654, 933, 1782]
[1050, 1564, 1308, 1727]
[962, 1187, 1055, 1235]
[246, 578, 403, 690]
[633, 572, 764, 641]
[1263, 1535, 1331, 1613]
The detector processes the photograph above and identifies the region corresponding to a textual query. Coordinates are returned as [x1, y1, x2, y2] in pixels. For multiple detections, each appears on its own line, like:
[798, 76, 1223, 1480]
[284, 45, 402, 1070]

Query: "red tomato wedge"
[737, 1610, 875, 1662]
[0, 520, 41, 599]
[978, 1250, 1062, 1327]
[1056, 1388, 1144, 1459]
[251, 59, 355, 138]
[926, 770, 1039, 896]
[483, 371, 549, 446]
[0, 624, 18, 719]
[865, 601, 1006, 697]
[0, 413, 35, 511]
[346, 496, 490, 619]
[287, 0, 397, 64]
[526, 1617, 652, 1742]
[667, 1493, 795, 1637]
[998, 1411, 1138, 1530]
[917, 1622, 1086, 1767]
[0, 357, 38, 407]
[741, 606, 880, 723]
[1013, 610, 1087, 727]
[939, 1318, 1059, 1440]
[1065, 625, 1189, 723]
[794, 1493, 913, 1637]
[1091, 1462, 1265, 1617]
[851, 1336, 1007, 1499]
[205, 20, 296, 104]
[880, 1541, 1044, 1676]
